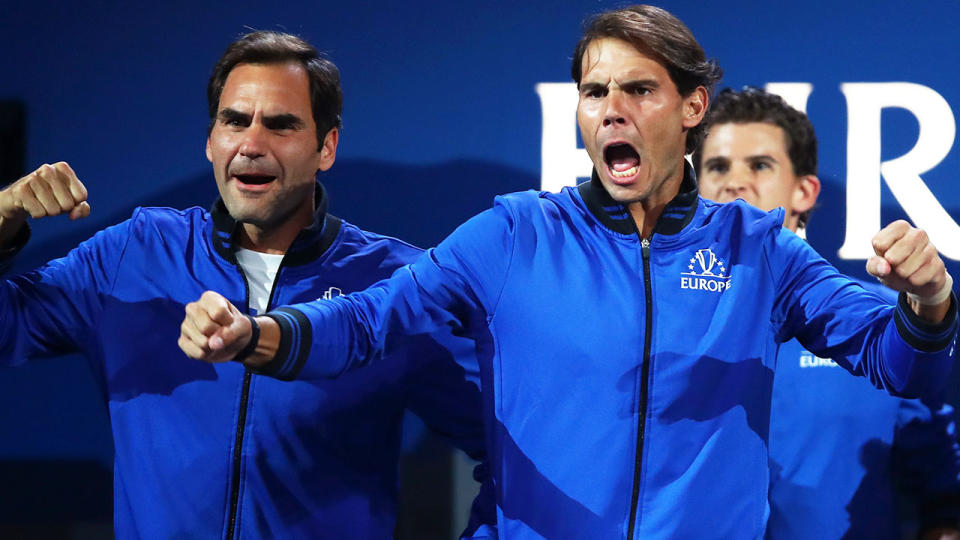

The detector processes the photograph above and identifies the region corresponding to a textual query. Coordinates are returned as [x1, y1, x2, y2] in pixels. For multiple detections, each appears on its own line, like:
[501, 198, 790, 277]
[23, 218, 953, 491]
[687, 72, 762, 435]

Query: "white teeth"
[610, 165, 638, 178]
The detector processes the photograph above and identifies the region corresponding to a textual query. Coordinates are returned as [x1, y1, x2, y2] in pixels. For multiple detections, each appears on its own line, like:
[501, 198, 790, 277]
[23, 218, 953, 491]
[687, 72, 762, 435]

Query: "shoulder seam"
[487, 198, 519, 318]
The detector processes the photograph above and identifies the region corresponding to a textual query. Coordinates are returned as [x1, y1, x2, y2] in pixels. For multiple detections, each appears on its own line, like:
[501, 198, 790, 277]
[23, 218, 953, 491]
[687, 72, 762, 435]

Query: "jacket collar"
[577, 160, 699, 237]
[210, 182, 342, 266]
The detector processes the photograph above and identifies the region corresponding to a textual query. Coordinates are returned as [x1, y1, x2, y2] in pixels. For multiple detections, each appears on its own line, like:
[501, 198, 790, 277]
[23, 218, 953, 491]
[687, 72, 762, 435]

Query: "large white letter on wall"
[840, 83, 959, 260]
[764, 83, 813, 115]
[536, 83, 593, 192]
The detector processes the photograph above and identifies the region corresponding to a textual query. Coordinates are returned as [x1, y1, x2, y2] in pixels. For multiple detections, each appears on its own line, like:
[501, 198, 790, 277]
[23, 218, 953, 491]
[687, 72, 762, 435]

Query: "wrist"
[232, 315, 260, 363]
[909, 272, 954, 306]
[237, 315, 280, 369]
[0, 213, 27, 247]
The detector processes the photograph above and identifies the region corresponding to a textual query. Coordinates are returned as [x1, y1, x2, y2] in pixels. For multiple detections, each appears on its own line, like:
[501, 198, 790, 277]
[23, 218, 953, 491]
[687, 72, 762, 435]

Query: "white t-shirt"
[234, 248, 285, 315]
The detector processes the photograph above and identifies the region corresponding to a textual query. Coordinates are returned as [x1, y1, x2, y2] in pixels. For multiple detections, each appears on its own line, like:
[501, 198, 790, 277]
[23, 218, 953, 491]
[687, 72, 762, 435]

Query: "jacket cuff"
[0, 222, 30, 275]
[895, 291, 958, 352]
[248, 307, 312, 381]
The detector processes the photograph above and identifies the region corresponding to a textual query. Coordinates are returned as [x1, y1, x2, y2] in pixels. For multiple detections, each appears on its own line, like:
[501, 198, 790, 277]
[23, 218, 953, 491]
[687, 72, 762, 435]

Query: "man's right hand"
[0, 162, 91, 245]
[179, 291, 281, 368]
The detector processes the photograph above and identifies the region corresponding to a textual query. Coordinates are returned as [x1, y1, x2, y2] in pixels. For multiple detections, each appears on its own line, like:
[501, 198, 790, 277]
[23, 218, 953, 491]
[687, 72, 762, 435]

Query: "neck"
[626, 168, 684, 239]
[238, 202, 314, 255]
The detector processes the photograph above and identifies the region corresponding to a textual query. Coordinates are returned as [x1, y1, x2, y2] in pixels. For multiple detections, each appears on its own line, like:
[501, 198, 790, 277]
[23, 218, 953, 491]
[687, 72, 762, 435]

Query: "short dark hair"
[696, 87, 817, 176]
[207, 31, 342, 149]
[571, 5, 723, 154]
[694, 87, 819, 227]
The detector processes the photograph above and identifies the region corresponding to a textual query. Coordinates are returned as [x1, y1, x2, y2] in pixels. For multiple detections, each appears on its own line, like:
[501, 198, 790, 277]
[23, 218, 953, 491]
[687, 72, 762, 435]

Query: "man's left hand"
[867, 220, 953, 322]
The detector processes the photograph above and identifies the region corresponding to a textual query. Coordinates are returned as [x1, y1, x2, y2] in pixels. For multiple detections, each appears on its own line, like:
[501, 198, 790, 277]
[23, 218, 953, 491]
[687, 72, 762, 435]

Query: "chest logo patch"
[681, 248, 732, 292]
[321, 286, 343, 300]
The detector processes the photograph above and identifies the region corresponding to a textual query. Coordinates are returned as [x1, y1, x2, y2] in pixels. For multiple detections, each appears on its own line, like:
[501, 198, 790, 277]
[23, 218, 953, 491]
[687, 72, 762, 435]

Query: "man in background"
[696, 86, 960, 539]
[0, 31, 490, 537]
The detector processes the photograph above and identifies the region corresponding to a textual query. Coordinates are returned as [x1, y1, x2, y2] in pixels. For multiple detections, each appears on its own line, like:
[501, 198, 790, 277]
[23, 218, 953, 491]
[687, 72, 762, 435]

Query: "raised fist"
[867, 220, 953, 320]
[0, 162, 90, 222]
[179, 291, 253, 363]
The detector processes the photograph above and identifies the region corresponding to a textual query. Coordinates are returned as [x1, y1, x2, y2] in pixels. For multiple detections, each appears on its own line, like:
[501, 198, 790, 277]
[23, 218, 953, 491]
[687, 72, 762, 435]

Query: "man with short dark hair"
[697, 87, 960, 539]
[0, 31, 490, 538]
[182, 7, 958, 538]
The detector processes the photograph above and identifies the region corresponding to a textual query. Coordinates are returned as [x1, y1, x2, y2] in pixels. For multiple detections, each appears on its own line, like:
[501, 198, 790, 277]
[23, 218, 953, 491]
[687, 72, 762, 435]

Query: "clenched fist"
[0, 162, 91, 245]
[0, 162, 91, 221]
[867, 220, 953, 321]
[179, 291, 254, 363]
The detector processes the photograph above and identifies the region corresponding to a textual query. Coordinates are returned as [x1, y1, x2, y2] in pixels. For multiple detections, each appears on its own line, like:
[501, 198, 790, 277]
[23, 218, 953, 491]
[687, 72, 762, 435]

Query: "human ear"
[682, 86, 709, 129]
[317, 128, 339, 172]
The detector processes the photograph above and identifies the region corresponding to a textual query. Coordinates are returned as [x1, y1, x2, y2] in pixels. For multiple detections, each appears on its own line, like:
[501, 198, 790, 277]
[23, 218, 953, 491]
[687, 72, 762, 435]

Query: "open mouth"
[603, 143, 640, 178]
[234, 174, 277, 186]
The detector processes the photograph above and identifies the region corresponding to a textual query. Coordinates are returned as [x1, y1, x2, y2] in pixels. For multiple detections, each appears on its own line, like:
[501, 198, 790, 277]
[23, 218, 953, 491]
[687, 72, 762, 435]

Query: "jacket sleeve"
[893, 397, 960, 533]
[255, 198, 518, 382]
[0, 213, 135, 365]
[769, 227, 957, 398]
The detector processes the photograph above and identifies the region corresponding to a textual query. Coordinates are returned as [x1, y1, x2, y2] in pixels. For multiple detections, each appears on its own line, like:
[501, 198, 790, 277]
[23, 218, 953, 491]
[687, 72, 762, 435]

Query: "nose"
[602, 89, 627, 128]
[238, 123, 267, 159]
[722, 169, 750, 199]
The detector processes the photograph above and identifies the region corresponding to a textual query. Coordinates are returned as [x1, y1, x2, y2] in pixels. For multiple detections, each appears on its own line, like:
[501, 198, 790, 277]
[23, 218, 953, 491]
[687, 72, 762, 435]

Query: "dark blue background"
[2, 0, 958, 533]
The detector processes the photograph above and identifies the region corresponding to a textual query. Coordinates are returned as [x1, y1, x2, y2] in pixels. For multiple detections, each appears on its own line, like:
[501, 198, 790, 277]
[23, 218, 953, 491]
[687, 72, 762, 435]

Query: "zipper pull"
[641, 238, 650, 249]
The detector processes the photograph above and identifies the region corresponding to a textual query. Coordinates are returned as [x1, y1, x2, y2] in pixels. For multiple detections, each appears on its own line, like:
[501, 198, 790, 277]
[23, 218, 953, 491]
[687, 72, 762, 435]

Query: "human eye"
[706, 161, 728, 174]
[218, 109, 250, 129]
[751, 160, 772, 172]
[580, 84, 606, 99]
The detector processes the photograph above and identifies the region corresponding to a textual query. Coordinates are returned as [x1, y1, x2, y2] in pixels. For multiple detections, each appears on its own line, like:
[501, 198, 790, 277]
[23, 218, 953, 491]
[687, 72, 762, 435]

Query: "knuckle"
[211, 305, 230, 321]
[195, 318, 216, 334]
[177, 337, 196, 357]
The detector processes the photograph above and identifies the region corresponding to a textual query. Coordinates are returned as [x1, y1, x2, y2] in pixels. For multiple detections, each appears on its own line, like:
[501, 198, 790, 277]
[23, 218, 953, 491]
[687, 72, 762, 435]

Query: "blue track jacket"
[0, 184, 492, 538]
[768, 280, 960, 539]
[256, 168, 958, 539]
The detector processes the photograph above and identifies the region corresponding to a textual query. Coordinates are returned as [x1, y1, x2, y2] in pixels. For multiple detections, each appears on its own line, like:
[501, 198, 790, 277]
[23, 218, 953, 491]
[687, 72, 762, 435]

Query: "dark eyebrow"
[703, 156, 729, 167]
[218, 108, 251, 125]
[747, 154, 778, 163]
[621, 78, 660, 90]
[263, 113, 305, 130]
[579, 82, 607, 94]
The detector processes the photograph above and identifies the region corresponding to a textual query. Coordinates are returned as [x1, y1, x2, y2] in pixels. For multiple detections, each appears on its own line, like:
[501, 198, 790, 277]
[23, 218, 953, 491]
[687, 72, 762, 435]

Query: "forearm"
[871, 293, 958, 397]
[0, 214, 27, 249]
[244, 295, 385, 381]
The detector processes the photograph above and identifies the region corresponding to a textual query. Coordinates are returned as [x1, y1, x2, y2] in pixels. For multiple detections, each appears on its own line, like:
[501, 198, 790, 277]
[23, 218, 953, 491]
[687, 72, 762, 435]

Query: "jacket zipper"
[626, 237, 653, 539]
[225, 258, 287, 539]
